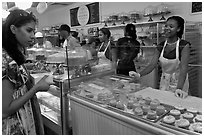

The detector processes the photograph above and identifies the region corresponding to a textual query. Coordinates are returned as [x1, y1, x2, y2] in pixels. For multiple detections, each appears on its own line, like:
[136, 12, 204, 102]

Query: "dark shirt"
[116, 37, 140, 61]
[157, 40, 190, 61]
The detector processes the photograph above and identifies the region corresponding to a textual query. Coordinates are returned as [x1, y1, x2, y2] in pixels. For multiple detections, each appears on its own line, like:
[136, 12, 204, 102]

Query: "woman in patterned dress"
[2, 9, 54, 135]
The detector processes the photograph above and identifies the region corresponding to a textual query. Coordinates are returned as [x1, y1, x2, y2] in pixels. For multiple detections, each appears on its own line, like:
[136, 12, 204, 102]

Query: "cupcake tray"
[105, 103, 173, 123]
[159, 110, 202, 134]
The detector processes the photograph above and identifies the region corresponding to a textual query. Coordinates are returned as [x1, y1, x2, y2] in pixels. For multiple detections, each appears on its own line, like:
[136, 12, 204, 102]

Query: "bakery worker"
[112, 23, 140, 76]
[98, 28, 115, 64]
[59, 24, 81, 49]
[130, 16, 190, 99]
[33, 32, 52, 48]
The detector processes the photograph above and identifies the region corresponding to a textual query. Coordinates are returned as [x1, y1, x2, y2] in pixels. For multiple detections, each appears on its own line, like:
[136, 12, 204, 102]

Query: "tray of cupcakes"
[160, 105, 202, 134]
[106, 94, 174, 123]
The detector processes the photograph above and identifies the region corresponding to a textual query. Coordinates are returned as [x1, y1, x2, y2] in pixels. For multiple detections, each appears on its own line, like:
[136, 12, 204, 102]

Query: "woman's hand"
[129, 71, 140, 83]
[33, 75, 54, 92]
[174, 89, 188, 99]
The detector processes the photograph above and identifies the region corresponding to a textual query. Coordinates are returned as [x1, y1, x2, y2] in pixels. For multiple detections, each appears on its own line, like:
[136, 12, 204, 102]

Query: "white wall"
[33, 2, 202, 32]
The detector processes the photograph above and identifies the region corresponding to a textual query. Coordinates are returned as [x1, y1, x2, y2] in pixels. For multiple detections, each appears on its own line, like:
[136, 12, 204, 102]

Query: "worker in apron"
[129, 16, 190, 99]
[98, 40, 111, 65]
[159, 39, 189, 95]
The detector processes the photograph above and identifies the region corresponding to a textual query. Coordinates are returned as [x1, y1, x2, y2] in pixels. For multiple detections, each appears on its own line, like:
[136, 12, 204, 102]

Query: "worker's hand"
[175, 89, 188, 99]
[129, 71, 140, 83]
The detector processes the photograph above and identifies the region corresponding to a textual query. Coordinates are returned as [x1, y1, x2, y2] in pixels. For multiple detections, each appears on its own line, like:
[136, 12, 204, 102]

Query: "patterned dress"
[2, 51, 36, 135]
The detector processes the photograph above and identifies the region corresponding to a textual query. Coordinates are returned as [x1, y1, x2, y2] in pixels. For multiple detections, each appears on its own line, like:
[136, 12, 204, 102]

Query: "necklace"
[167, 40, 177, 45]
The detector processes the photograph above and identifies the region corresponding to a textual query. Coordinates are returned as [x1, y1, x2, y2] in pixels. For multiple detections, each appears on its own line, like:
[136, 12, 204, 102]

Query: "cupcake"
[139, 99, 146, 106]
[182, 112, 194, 123]
[174, 105, 185, 114]
[156, 105, 166, 116]
[146, 110, 157, 120]
[142, 105, 151, 115]
[136, 95, 143, 101]
[85, 93, 94, 98]
[194, 114, 202, 123]
[134, 107, 143, 116]
[163, 115, 176, 125]
[116, 101, 125, 110]
[132, 102, 141, 110]
[175, 119, 190, 129]
[150, 99, 160, 110]
[187, 108, 198, 116]
[169, 109, 181, 120]
[144, 97, 152, 105]
[109, 99, 117, 107]
[189, 122, 202, 133]
[127, 100, 134, 109]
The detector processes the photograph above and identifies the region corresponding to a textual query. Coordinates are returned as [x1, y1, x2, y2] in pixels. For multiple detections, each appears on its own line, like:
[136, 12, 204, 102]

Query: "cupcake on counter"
[116, 101, 125, 110]
[139, 99, 146, 106]
[169, 109, 181, 120]
[146, 110, 157, 120]
[163, 115, 176, 125]
[144, 97, 152, 105]
[182, 112, 194, 123]
[127, 100, 134, 109]
[142, 105, 151, 115]
[150, 99, 160, 110]
[132, 102, 141, 110]
[194, 114, 202, 123]
[156, 105, 166, 116]
[175, 119, 190, 129]
[109, 99, 117, 107]
[134, 106, 143, 116]
[187, 108, 198, 116]
[174, 105, 185, 114]
[189, 122, 202, 133]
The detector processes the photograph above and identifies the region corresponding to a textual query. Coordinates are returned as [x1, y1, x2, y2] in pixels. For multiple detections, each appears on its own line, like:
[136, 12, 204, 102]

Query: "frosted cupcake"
[134, 107, 143, 116]
[174, 105, 185, 114]
[150, 99, 160, 110]
[194, 114, 202, 123]
[109, 99, 117, 107]
[163, 115, 176, 125]
[144, 97, 152, 105]
[182, 112, 194, 123]
[139, 99, 146, 106]
[127, 100, 134, 109]
[189, 122, 202, 133]
[156, 105, 166, 116]
[132, 102, 141, 110]
[142, 105, 151, 115]
[146, 110, 157, 120]
[169, 109, 181, 120]
[116, 101, 125, 110]
[187, 108, 198, 116]
[175, 119, 190, 129]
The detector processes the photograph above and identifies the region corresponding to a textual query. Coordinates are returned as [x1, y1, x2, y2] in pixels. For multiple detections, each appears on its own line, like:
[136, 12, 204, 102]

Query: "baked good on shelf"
[174, 105, 185, 114]
[156, 105, 166, 116]
[182, 112, 194, 123]
[163, 115, 176, 125]
[146, 110, 157, 120]
[194, 114, 202, 122]
[187, 108, 198, 116]
[189, 122, 202, 133]
[127, 100, 134, 109]
[116, 101, 125, 110]
[139, 99, 146, 106]
[109, 99, 117, 107]
[144, 97, 152, 105]
[169, 109, 181, 120]
[142, 105, 151, 115]
[132, 102, 141, 110]
[175, 119, 190, 129]
[150, 99, 160, 110]
[135, 95, 143, 101]
[134, 107, 143, 116]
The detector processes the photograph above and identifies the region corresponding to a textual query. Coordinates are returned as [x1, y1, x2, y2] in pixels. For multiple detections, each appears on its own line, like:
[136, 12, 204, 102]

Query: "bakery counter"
[67, 76, 202, 135]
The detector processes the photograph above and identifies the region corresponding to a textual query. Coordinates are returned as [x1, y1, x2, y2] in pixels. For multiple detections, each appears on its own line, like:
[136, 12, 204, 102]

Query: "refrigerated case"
[184, 21, 202, 98]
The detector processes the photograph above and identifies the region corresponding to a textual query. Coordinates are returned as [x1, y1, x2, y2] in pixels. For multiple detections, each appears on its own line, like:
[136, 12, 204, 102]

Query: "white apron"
[98, 41, 111, 64]
[159, 39, 189, 93]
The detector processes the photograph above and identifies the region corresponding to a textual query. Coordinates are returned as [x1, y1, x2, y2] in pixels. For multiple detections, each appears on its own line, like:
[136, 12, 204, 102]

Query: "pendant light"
[37, 2, 48, 14]
[15, 2, 32, 10]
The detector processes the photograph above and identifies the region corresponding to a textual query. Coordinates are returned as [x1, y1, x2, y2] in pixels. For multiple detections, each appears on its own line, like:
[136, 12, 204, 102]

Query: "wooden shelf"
[105, 20, 166, 29]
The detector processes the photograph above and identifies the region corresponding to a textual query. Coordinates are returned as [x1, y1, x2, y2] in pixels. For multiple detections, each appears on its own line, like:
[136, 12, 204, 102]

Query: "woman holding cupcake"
[129, 16, 190, 99]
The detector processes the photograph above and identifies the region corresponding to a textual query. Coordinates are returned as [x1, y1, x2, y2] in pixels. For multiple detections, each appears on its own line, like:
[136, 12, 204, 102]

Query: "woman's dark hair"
[167, 16, 185, 39]
[99, 28, 111, 39]
[125, 24, 137, 40]
[2, 9, 37, 65]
